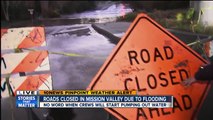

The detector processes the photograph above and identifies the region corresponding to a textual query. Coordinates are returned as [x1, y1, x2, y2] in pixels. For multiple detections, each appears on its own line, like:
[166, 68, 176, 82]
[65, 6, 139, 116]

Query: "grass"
[118, 9, 213, 36]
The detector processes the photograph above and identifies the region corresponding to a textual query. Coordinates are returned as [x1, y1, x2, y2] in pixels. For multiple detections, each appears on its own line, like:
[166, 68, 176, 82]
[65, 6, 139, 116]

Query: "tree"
[40, 1, 49, 18]
[190, 1, 213, 27]
[1, 1, 10, 21]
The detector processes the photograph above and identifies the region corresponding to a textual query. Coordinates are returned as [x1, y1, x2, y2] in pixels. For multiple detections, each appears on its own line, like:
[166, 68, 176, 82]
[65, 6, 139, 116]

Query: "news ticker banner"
[16, 90, 173, 108]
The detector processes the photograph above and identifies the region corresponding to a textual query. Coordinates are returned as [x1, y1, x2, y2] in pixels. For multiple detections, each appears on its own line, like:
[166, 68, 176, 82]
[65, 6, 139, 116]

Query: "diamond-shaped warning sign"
[87, 14, 211, 120]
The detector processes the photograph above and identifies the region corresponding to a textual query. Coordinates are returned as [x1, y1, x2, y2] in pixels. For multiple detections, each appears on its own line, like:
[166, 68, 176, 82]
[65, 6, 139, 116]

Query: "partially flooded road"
[46, 24, 115, 90]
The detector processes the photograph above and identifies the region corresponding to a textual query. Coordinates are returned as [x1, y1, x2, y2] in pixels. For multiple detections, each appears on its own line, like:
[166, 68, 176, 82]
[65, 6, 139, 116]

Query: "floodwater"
[46, 24, 115, 89]
[61, 3, 133, 23]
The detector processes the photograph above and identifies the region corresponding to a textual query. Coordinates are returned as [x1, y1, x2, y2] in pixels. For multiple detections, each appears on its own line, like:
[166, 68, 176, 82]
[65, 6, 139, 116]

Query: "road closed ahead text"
[126, 46, 192, 119]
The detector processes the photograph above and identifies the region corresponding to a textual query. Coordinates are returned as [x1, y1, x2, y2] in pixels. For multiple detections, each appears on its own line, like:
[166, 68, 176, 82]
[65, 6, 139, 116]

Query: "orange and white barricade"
[1, 26, 52, 98]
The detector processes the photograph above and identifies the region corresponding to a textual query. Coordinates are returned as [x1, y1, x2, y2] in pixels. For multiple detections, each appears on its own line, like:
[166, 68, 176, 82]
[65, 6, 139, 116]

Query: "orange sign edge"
[87, 13, 212, 120]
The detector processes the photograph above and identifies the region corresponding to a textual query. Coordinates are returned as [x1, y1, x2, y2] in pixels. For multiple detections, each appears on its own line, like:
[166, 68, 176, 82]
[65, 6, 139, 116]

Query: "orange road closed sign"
[87, 13, 211, 120]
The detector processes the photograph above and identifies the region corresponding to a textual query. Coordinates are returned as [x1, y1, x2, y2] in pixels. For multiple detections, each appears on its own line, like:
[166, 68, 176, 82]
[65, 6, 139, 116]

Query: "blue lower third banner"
[16, 95, 39, 108]
[39, 95, 173, 102]
[39, 102, 173, 108]
[16, 95, 173, 108]
[38, 95, 173, 108]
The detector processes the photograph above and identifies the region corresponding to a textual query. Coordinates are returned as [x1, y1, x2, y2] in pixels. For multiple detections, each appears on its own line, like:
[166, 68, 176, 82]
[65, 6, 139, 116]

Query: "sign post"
[28, 9, 34, 25]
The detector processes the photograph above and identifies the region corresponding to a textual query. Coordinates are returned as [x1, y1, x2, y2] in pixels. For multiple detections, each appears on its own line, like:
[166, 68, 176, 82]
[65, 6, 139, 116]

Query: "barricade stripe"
[1, 51, 49, 75]
[1, 27, 46, 50]
[1, 27, 34, 49]
[1, 74, 51, 98]
[14, 74, 50, 94]
[37, 75, 52, 90]
[1, 78, 11, 98]
[1, 53, 28, 74]
[1, 29, 8, 37]
[12, 51, 49, 73]
[18, 27, 46, 48]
